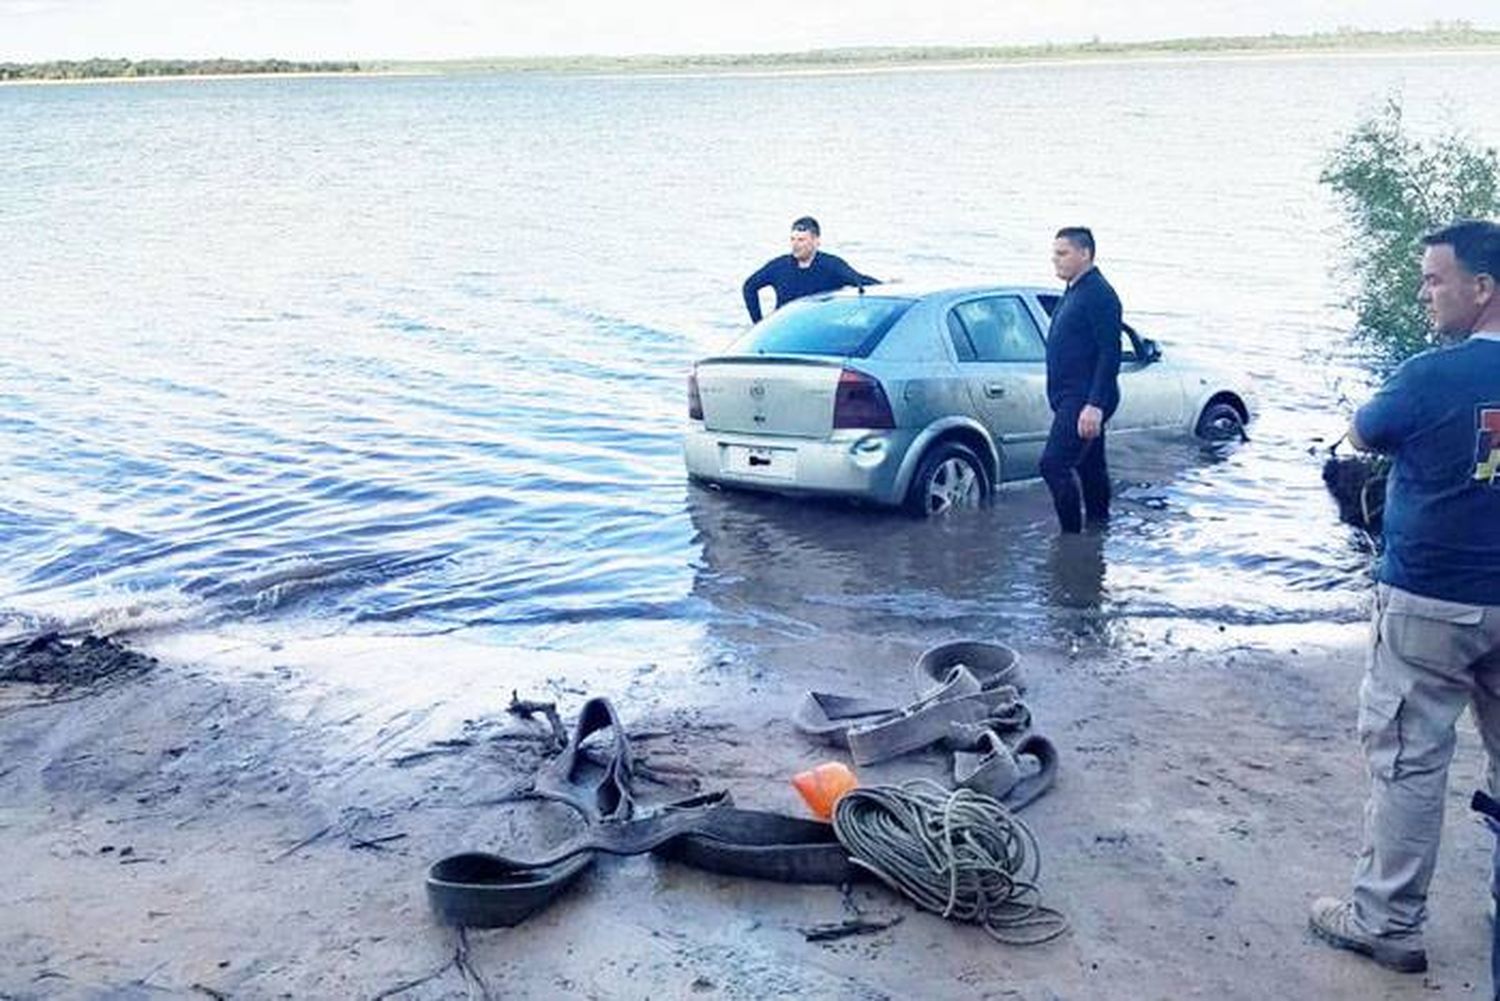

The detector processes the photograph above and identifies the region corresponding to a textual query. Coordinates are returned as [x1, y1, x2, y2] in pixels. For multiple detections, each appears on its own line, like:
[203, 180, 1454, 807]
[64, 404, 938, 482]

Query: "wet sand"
[1, 627, 1493, 1000]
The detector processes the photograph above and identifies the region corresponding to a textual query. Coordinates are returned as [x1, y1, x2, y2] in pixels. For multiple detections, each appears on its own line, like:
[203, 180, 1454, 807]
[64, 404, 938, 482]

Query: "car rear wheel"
[1195, 401, 1245, 442]
[905, 442, 991, 517]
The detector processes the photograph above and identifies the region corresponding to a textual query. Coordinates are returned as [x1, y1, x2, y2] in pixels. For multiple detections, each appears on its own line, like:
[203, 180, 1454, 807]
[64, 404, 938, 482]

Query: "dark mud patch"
[0, 632, 156, 691]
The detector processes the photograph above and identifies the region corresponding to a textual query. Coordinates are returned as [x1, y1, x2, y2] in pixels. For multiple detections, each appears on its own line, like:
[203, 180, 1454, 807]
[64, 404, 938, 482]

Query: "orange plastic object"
[791, 762, 858, 820]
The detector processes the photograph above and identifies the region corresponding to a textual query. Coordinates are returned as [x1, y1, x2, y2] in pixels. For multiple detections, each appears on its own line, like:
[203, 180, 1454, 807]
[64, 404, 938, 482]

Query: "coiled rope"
[831, 779, 1068, 944]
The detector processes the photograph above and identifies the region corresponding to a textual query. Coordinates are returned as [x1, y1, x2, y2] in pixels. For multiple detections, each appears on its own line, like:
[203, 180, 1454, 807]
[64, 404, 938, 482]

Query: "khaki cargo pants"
[1351, 583, 1500, 940]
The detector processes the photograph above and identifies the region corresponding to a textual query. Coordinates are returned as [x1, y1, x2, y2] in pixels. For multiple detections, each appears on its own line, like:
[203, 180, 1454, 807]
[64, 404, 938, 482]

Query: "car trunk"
[696, 358, 843, 438]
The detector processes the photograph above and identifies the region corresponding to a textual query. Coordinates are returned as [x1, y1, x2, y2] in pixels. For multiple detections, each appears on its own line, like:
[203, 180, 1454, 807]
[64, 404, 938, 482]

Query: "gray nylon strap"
[844, 668, 1024, 765]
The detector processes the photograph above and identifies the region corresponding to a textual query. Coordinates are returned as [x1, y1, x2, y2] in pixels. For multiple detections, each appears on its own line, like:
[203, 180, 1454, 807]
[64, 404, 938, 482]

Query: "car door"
[947, 294, 1050, 480]
[1111, 324, 1187, 432]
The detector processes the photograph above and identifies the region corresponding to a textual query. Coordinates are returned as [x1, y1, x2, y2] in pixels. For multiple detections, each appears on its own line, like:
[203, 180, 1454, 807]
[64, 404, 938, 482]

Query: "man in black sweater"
[1040, 226, 1123, 533]
[742, 216, 880, 323]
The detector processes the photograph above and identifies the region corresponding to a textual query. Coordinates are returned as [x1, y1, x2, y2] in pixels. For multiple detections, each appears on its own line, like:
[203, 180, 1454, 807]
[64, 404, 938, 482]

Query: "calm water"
[5, 53, 1500, 669]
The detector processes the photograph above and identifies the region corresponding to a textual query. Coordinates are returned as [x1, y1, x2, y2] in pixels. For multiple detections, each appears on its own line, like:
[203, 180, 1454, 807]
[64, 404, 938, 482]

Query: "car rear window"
[734, 297, 915, 358]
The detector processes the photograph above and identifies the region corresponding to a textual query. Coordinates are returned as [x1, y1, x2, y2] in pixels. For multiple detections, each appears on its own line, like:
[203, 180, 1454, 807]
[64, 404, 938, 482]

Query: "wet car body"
[683, 283, 1254, 515]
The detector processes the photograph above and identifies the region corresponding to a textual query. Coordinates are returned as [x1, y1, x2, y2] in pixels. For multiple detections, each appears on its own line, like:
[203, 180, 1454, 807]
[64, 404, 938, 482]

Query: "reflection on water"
[1045, 533, 1107, 611]
[685, 420, 1369, 662]
[684, 434, 1133, 653]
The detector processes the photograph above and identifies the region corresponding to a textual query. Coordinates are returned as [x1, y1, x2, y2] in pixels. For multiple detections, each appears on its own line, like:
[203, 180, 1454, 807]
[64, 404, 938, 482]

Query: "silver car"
[684, 283, 1254, 516]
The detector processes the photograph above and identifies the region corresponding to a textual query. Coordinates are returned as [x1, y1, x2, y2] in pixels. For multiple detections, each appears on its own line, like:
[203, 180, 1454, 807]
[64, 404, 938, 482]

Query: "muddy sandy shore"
[1, 626, 1493, 1000]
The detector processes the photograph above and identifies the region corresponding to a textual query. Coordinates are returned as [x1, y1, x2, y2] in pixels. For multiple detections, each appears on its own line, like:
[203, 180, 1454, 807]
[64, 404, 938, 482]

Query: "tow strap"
[795, 640, 1026, 765]
[793, 641, 1059, 809]
[426, 697, 862, 928]
[427, 679, 1063, 935]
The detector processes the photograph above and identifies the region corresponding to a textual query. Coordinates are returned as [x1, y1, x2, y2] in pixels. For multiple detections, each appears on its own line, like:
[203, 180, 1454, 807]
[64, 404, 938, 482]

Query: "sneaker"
[1308, 897, 1428, 973]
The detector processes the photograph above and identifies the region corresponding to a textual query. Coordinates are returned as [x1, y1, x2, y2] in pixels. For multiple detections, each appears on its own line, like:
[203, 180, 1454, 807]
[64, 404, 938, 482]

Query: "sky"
[2, 0, 1498, 62]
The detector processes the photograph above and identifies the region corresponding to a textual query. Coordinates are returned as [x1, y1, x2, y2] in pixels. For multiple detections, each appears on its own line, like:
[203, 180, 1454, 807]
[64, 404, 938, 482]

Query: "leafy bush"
[1321, 98, 1500, 370]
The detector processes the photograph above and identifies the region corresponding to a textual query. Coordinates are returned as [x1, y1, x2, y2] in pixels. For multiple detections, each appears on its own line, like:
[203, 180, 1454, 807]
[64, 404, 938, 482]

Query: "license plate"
[723, 444, 797, 480]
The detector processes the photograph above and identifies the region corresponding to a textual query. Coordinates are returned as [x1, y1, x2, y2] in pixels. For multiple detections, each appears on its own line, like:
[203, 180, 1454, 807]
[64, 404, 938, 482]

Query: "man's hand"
[1078, 404, 1104, 440]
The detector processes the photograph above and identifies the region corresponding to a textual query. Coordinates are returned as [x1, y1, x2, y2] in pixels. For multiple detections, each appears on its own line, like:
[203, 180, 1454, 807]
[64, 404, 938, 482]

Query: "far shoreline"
[0, 68, 428, 88]
[372, 26, 1500, 77]
[6, 47, 1499, 89]
[5, 27, 1500, 86]
[587, 43, 1500, 82]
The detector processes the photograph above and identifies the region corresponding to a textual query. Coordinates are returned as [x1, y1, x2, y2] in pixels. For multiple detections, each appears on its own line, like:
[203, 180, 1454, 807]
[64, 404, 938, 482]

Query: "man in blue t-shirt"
[1311, 220, 1500, 975]
[741, 216, 880, 323]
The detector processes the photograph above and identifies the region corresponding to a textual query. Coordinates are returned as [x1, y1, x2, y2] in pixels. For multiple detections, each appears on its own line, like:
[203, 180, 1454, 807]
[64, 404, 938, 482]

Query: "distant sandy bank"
[6, 29, 1499, 87]
[7, 46, 1496, 90]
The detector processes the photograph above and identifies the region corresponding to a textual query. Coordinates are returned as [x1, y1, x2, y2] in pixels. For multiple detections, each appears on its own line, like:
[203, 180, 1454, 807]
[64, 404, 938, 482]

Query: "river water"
[5, 52, 1500, 677]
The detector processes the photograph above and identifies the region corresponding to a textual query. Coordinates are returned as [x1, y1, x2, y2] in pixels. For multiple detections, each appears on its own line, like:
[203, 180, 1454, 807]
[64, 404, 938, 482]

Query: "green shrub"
[1321, 98, 1500, 370]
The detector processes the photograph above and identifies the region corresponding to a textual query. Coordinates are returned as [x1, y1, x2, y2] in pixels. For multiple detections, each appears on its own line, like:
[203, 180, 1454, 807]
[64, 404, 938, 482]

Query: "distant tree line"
[0, 59, 360, 81]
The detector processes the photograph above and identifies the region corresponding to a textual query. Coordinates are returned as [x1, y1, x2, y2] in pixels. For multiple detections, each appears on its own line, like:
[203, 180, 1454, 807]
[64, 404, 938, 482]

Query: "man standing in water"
[741, 216, 880, 323]
[1311, 220, 1500, 974]
[1040, 226, 1122, 533]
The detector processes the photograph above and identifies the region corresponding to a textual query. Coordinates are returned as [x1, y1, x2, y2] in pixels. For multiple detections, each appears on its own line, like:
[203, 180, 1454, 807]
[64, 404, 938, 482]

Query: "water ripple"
[4, 60, 1499, 661]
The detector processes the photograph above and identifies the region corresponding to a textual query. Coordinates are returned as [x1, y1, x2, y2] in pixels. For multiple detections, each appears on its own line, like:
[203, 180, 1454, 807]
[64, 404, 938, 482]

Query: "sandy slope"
[1, 626, 1493, 1000]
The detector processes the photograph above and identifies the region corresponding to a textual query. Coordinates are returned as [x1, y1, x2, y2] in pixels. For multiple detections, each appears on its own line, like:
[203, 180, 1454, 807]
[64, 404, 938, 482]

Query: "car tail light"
[832, 367, 895, 429]
[687, 367, 703, 420]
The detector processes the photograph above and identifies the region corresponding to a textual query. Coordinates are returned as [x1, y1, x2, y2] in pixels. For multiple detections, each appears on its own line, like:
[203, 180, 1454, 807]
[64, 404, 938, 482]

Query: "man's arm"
[1085, 288, 1123, 409]
[825, 255, 880, 289]
[1350, 361, 1420, 455]
[742, 259, 780, 323]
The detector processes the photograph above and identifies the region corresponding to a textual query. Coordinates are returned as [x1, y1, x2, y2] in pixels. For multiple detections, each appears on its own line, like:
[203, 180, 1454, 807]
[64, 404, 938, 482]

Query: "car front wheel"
[1195, 401, 1245, 442]
[905, 442, 991, 517]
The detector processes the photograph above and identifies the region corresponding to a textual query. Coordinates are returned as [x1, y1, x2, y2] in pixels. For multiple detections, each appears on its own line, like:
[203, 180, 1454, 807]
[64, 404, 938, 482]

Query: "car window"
[949, 296, 1046, 362]
[1037, 294, 1061, 317]
[735, 297, 915, 358]
[946, 313, 977, 362]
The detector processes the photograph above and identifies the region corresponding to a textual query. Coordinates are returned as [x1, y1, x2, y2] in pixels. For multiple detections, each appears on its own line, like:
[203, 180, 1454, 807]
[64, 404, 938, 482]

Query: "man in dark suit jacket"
[1040, 226, 1123, 533]
[741, 216, 880, 323]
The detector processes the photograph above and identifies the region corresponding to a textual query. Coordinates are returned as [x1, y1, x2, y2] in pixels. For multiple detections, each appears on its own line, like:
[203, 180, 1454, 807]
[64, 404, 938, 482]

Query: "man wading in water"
[1041, 226, 1122, 534]
[1311, 220, 1500, 974]
[741, 217, 880, 323]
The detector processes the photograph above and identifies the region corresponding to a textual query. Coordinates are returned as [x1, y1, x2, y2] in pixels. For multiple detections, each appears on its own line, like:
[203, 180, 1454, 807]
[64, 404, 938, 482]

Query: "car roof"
[820, 280, 1059, 303]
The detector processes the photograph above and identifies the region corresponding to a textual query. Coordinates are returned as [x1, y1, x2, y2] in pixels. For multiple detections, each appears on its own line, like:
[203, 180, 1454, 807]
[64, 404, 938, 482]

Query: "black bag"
[1321, 442, 1387, 534]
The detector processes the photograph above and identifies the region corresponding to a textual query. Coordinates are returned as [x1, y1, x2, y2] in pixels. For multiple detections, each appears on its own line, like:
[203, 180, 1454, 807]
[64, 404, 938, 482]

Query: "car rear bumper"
[683, 425, 917, 505]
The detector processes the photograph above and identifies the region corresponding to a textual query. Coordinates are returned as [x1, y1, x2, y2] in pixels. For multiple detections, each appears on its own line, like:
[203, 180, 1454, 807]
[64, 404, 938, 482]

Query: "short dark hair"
[1422, 220, 1500, 279]
[791, 216, 821, 237]
[1055, 226, 1095, 256]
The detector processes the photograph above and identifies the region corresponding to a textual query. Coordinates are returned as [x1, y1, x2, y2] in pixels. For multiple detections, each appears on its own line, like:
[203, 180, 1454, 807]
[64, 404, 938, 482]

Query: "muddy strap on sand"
[530, 696, 636, 824]
[794, 641, 1026, 765]
[797, 671, 1029, 768]
[952, 732, 1059, 811]
[792, 640, 1058, 810]
[426, 697, 864, 928]
[847, 671, 1017, 765]
[427, 791, 730, 928]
